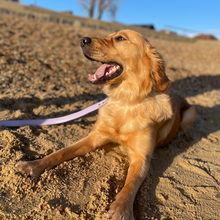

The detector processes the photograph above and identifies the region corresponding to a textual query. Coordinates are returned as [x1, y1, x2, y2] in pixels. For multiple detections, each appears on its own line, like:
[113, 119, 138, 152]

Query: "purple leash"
[0, 99, 107, 127]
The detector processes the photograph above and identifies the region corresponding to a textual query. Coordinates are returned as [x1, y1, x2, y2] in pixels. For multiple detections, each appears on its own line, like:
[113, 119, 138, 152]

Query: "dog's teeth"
[94, 75, 97, 80]
[113, 66, 116, 71]
[106, 71, 109, 75]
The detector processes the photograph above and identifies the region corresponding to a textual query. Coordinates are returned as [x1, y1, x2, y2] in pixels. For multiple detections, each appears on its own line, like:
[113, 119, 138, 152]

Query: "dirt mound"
[0, 14, 220, 220]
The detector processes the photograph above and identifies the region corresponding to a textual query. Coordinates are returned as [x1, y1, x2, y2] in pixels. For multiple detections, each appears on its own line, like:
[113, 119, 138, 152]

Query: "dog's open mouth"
[89, 63, 123, 84]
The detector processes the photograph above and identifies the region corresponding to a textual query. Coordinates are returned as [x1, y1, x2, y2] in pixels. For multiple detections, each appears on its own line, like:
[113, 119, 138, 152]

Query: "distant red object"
[194, 34, 218, 40]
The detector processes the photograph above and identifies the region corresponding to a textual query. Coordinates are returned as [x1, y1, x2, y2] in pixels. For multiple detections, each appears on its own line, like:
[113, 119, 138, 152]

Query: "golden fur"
[16, 30, 196, 220]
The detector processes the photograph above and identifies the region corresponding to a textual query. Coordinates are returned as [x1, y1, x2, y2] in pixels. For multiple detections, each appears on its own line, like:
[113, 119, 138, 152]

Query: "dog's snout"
[81, 37, 92, 47]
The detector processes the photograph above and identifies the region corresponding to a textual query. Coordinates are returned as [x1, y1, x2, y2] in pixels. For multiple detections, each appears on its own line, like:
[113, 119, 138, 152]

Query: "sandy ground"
[0, 14, 220, 220]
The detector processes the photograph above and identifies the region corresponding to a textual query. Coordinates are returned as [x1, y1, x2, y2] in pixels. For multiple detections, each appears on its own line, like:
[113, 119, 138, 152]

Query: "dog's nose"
[81, 37, 92, 47]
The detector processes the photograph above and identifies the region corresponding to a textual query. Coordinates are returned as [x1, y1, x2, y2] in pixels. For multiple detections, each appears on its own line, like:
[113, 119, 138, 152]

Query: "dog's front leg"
[107, 132, 155, 220]
[16, 130, 109, 177]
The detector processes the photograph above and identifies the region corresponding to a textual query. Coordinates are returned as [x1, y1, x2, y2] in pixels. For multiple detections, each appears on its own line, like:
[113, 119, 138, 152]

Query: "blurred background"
[1, 0, 220, 40]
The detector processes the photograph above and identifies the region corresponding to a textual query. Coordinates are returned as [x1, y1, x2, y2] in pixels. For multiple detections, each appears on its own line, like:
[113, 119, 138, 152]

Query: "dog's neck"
[103, 80, 153, 106]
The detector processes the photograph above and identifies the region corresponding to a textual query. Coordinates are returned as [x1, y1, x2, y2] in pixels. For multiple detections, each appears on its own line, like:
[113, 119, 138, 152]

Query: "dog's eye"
[116, 36, 125, 41]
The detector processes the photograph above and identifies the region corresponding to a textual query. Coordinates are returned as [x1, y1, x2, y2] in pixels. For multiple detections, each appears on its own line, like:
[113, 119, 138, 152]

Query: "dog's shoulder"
[145, 92, 173, 123]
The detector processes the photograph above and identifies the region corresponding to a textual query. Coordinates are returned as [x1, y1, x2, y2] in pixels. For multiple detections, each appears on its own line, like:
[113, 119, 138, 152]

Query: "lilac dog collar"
[0, 99, 107, 127]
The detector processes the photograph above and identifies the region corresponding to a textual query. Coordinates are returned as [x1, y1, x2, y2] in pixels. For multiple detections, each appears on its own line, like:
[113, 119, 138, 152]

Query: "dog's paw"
[15, 160, 44, 177]
[106, 201, 134, 220]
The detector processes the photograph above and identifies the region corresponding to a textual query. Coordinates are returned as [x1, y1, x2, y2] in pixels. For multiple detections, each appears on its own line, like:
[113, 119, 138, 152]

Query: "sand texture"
[0, 14, 220, 220]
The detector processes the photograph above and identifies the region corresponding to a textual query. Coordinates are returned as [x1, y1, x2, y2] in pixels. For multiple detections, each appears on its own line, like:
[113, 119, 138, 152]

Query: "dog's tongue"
[89, 64, 111, 81]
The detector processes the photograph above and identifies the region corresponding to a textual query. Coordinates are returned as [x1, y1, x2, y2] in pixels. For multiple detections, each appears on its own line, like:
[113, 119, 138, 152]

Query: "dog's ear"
[145, 40, 170, 93]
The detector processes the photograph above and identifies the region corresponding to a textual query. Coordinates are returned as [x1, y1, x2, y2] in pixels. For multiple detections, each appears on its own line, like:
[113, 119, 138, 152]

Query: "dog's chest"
[100, 103, 151, 135]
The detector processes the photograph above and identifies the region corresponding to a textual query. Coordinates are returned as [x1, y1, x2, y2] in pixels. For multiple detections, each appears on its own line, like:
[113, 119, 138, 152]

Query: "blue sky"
[21, 0, 220, 39]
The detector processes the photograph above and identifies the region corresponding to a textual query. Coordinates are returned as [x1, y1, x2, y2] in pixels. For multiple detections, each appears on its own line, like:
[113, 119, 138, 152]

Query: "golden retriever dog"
[16, 30, 196, 220]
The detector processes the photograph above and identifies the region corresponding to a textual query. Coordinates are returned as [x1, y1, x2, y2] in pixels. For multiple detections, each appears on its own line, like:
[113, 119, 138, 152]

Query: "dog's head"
[81, 30, 170, 97]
